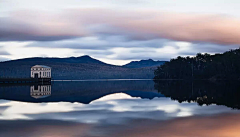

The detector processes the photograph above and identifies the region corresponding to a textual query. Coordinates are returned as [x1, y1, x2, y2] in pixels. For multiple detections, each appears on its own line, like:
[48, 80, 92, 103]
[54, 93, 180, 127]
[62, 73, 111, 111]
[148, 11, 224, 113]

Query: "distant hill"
[2, 55, 108, 65]
[0, 56, 166, 80]
[123, 59, 166, 68]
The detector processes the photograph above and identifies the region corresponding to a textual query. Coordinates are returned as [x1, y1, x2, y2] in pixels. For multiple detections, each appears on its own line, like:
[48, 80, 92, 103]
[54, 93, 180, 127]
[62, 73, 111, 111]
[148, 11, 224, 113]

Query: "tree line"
[154, 48, 240, 80]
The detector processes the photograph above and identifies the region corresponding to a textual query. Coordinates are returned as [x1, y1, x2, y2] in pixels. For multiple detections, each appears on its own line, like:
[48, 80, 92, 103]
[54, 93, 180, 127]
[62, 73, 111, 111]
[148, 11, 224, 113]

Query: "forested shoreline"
[154, 48, 240, 80]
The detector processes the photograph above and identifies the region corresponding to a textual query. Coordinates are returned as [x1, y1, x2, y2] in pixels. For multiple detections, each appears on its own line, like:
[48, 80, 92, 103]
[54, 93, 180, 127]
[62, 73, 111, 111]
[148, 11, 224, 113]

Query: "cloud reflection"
[0, 93, 239, 136]
[0, 93, 239, 123]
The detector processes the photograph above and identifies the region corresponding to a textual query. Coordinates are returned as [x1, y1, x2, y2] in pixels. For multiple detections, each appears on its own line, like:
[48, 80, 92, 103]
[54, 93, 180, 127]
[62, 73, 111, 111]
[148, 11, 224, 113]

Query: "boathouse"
[31, 65, 51, 79]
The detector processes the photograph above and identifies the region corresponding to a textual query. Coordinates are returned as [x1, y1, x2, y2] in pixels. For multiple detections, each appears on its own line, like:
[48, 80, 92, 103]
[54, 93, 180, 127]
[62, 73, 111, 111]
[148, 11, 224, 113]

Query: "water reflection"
[0, 80, 163, 103]
[0, 93, 240, 137]
[0, 93, 239, 121]
[154, 80, 240, 109]
[0, 80, 240, 137]
[30, 84, 51, 99]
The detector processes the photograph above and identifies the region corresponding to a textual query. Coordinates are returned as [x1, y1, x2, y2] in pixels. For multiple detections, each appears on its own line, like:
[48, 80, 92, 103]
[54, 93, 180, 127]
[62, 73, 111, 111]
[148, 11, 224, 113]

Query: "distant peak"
[69, 55, 92, 59]
[81, 55, 91, 58]
[145, 59, 154, 61]
[138, 59, 154, 62]
[76, 55, 93, 59]
[123, 59, 166, 68]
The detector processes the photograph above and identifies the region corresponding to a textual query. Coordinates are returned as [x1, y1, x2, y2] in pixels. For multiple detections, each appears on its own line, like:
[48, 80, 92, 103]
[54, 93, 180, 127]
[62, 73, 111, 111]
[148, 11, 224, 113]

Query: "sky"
[0, 0, 240, 65]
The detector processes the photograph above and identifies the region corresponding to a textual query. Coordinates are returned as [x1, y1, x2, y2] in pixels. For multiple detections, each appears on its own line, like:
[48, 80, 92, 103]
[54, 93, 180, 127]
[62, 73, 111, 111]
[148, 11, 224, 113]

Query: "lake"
[0, 80, 240, 137]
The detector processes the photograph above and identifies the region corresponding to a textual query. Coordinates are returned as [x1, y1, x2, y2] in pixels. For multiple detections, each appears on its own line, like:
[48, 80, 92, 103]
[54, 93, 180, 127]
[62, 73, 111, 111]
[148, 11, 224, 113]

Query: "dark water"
[0, 80, 240, 137]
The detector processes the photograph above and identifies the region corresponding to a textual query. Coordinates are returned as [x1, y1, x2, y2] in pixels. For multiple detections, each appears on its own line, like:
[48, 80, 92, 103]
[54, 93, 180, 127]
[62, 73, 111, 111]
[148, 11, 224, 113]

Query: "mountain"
[123, 59, 166, 68]
[0, 56, 165, 79]
[2, 55, 107, 65]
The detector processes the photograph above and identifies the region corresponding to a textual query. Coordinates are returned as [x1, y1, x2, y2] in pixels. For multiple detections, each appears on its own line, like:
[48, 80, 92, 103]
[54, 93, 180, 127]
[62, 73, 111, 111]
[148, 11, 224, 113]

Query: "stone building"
[31, 65, 51, 79]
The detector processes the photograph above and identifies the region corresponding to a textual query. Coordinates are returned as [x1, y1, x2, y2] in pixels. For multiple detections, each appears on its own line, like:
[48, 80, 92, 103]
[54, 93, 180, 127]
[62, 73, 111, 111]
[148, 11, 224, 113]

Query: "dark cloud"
[24, 35, 240, 61]
[0, 12, 87, 41]
[26, 37, 168, 50]
[178, 43, 240, 56]
[114, 54, 169, 61]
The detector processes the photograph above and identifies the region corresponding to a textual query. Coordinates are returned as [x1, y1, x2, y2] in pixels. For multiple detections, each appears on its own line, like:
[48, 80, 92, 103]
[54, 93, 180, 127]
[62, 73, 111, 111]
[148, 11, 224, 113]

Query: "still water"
[0, 80, 240, 137]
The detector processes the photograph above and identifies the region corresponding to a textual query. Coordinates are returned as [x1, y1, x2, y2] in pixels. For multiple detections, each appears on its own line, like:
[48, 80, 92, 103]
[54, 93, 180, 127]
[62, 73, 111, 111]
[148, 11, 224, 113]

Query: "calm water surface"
[0, 80, 240, 137]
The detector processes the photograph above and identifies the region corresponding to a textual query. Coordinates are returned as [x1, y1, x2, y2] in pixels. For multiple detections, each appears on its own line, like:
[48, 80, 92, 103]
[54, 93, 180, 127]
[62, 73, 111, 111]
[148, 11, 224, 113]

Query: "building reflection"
[30, 84, 51, 99]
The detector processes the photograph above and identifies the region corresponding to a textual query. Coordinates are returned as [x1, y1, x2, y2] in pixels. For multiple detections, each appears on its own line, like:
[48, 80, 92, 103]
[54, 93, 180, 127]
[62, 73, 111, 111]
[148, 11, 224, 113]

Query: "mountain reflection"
[0, 80, 163, 103]
[154, 80, 240, 109]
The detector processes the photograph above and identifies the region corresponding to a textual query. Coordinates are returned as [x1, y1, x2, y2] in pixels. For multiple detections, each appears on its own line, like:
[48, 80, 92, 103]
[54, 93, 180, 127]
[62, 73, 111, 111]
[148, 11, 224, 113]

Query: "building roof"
[31, 65, 51, 68]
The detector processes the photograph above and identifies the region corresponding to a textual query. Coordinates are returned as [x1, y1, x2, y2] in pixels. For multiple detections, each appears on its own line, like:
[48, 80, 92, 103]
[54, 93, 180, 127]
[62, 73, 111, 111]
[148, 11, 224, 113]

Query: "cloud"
[1, 9, 240, 45]
[24, 36, 172, 60]
[22, 36, 239, 61]
[0, 51, 10, 55]
[0, 11, 87, 41]
[26, 37, 168, 49]
[0, 46, 10, 61]
[178, 43, 239, 56]
[0, 46, 11, 56]
[1, 9, 240, 63]
[0, 57, 9, 62]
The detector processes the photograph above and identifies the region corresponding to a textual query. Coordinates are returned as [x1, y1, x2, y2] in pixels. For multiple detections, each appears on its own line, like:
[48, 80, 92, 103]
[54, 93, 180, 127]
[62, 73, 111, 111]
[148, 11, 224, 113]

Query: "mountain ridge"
[1, 55, 166, 67]
[0, 55, 166, 79]
[123, 59, 166, 68]
[2, 55, 109, 65]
